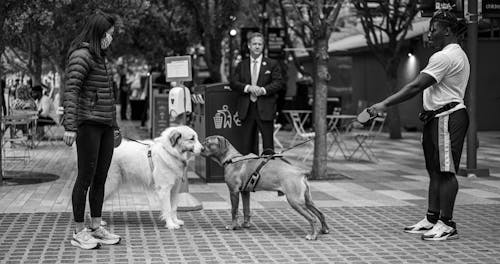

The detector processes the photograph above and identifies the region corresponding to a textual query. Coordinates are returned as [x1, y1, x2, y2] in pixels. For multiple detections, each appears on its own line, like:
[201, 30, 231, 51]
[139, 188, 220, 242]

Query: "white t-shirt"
[421, 43, 470, 116]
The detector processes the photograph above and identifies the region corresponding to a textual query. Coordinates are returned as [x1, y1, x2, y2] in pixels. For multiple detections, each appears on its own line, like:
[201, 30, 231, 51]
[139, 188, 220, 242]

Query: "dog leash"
[124, 137, 155, 172]
[225, 138, 315, 165]
[124, 137, 150, 146]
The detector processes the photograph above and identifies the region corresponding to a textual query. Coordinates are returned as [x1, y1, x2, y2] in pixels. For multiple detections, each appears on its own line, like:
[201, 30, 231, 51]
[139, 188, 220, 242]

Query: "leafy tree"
[42, 0, 152, 83]
[4, 1, 59, 85]
[0, 0, 57, 180]
[114, 0, 193, 67]
[181, 0, 240, 82]
[282, 0, 343, 179]
[353, 0, 420, 139]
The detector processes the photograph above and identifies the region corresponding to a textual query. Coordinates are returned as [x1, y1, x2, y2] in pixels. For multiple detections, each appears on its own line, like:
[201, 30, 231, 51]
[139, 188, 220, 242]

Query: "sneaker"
[71, 228, 101, 249]
[90, 226, 121, 245]
[404, 217, 435, 234]
[421, 220, 458, 241]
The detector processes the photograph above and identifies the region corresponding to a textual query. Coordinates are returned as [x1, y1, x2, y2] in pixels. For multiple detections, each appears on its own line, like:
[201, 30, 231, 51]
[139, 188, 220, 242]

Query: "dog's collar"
[222, 155, 244, 166]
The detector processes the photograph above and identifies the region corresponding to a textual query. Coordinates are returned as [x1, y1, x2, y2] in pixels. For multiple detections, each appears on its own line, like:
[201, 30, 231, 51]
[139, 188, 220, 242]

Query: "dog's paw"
[166, 223, 181, 229]
[174, 219, 184, 226]
[321, 228, 330, 234]
[242, 221, 251, 228]
[225, 223, 241, 230]
[159, 214, 168, 222]
[305, 234, 318, 240]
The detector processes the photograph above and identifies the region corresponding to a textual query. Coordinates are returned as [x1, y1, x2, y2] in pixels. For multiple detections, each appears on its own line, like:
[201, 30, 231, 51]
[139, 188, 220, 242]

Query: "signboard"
[165, 56, 192, 82]
[267, 28, 286, 60]
[240, 27, 260, 60]
[152, 92, 169, 138]
[420, 0, 464, 17]
[483, 0, 500, 17]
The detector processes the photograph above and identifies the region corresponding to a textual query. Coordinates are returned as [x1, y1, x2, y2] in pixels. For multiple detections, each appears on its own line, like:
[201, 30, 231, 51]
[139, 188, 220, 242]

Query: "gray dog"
[201, 135, 329, 240]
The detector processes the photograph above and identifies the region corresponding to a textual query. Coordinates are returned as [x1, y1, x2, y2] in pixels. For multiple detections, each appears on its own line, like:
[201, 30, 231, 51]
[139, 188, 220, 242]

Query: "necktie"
[250, 60, 258, 102]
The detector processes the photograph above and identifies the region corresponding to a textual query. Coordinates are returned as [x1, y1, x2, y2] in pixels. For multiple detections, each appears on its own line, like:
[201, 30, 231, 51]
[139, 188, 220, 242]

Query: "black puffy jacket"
[63, 43, 117, 132]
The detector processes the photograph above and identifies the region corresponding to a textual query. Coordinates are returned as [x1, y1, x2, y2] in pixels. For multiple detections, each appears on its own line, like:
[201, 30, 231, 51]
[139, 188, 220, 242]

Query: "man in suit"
[230, 32, 283, 156]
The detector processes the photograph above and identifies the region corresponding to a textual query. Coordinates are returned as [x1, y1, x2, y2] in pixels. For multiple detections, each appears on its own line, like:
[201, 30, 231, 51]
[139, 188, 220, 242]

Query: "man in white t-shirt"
[369, 10, 469, 241]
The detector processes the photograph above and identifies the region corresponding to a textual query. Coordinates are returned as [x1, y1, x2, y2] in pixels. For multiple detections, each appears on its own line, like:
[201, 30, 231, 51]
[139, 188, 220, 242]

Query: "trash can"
[192, 82, 246, 183]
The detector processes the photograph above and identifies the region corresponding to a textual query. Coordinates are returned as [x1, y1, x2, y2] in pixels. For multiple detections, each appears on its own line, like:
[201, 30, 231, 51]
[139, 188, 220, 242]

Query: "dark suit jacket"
[230, 57, 283, 121]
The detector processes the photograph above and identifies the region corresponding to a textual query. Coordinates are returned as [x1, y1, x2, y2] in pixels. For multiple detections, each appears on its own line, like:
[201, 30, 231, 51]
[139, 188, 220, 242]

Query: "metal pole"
[176, 82, 202, 211]
[261, 0, 268, 56]
[148, 75, 153, 138]
[0, 84, 3, 183]
[466, 0, 478, 170]
[229, 37, 233, 76]
[462, 0, 489, 177]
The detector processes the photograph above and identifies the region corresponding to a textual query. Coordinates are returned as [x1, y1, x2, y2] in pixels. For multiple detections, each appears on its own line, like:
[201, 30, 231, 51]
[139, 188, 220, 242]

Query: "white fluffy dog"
[104, 126, 203, 229]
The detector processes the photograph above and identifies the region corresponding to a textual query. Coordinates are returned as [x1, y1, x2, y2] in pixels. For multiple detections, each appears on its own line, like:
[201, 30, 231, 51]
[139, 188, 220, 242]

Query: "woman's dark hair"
[68, 10, 115, 59]
[430, 10, 467, 36]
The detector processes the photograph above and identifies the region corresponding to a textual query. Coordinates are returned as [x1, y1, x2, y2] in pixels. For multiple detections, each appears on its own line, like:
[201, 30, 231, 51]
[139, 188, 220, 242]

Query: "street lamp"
[229, 29, 237, 76]
[259, 0, 269, 55]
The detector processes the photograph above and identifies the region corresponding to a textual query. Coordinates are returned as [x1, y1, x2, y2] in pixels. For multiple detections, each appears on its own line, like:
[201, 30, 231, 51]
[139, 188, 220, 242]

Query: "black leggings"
[72, 123, 114, 223]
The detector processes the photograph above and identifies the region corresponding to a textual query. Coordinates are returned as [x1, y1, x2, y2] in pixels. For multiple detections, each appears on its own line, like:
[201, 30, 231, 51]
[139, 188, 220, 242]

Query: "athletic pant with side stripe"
[422, 108, 469, 218]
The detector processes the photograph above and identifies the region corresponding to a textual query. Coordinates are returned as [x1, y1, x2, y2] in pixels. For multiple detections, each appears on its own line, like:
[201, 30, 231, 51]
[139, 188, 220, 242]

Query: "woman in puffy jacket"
[62, 10, 121, 250]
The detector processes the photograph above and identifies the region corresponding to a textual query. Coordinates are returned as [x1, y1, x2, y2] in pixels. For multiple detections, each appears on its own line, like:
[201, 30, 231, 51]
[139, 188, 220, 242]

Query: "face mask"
[101, 33, 113, 49]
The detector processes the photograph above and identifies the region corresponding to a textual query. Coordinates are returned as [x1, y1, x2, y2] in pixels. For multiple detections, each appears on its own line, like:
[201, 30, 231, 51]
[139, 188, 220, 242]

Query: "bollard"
[177, 165, 202, 211]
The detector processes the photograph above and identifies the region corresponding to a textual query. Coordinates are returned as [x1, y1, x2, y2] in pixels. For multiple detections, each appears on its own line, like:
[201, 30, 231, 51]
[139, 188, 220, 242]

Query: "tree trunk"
[311, 38, 329, 179]
[203, 35, 222, 83]
[32, 33, 43, 86]
[386, 77, 402, 139]
[0, 10, 6, 182]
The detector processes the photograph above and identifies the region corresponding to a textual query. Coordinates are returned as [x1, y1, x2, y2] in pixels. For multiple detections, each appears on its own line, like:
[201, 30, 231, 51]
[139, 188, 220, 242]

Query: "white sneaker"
[404, 217, 435, 234]
[90, 226, 121, 245]
[421, 220, 458, 241]
[71, 228, 101, 249]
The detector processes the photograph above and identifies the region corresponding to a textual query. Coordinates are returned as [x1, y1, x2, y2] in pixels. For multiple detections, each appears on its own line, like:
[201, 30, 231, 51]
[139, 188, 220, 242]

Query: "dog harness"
[240, 155, 275, 192]
[147, 146, 154, 172]
[222, 154, 288, 192]
[123, 137, 156, 172]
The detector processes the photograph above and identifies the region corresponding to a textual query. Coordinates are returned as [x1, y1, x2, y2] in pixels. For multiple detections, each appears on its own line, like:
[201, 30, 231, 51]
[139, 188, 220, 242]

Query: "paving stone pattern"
[2, 120, 500, 263]
[1, 205, 499, 264]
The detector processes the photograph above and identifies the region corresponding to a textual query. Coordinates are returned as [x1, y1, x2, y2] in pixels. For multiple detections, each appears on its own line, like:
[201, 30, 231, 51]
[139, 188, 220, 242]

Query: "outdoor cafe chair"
[347, 113, 386, 162]
[1, 111, 38, 162]
[289, 111, 315, 161]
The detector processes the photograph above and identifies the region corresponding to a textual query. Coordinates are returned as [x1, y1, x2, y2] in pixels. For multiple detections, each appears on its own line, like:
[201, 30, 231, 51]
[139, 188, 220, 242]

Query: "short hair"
[248, 32, 264, 43]
[430, 10, 464, 35]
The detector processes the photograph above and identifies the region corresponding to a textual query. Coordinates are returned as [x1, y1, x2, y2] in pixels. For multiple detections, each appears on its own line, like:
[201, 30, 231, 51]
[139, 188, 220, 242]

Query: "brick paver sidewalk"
[1, 205, 499, 264]
[1, 119, 499, 263]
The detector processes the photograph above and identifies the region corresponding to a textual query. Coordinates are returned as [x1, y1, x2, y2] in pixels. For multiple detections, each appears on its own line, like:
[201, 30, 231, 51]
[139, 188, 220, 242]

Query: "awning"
[328, 18, 431, 53]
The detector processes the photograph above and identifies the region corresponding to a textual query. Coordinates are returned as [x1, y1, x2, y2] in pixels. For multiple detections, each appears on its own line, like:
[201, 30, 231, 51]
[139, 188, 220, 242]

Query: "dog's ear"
[169, 130, 182, 147]
[218, 136, 227, 150]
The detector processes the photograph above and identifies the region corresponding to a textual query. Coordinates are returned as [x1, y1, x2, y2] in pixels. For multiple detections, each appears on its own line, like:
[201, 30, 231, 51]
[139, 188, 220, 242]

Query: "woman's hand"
[63, 131, 77, 146]
[113, 129, 122, 148]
